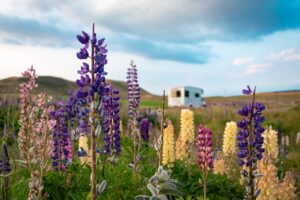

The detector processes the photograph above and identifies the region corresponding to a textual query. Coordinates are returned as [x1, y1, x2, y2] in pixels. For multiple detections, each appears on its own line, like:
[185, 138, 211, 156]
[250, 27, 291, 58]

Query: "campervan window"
[176, 90, 181, 97]
[171, 89, 181, 98]
[185, 90, 190, 97]
[195, 93, 200, 98]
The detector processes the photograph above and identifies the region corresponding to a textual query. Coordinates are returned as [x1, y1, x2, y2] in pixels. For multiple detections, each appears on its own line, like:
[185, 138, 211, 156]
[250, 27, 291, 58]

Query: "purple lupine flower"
[242, 85, 252, 95]
[74, 32, 108, 135]
[237, 86, 266, 200]
[51, 100, 73, 171]
[140, 118, 150, 142]
[77, 62, 90, 75]
[237, 86, 265, 167]
[197, 125, 213, 170]
[77, 31, 90, 44]
[102, 84, 121, 155]
[73, 28, 112, 194]
[2, 143, 11, 173]
[127, 60, 140, 120]
[77, 48, 89, 59]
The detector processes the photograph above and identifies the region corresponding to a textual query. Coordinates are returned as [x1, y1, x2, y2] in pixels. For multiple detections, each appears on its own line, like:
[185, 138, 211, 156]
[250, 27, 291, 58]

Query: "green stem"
[203, 168, 207, 200]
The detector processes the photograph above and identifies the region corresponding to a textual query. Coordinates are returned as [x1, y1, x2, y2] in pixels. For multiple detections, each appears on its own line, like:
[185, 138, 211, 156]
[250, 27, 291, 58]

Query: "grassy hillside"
[0, 76, 161, 103]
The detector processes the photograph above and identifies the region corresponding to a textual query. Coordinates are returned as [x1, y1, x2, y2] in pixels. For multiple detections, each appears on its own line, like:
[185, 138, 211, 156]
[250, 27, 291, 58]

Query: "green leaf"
[147, 183, 157, 195]
[159, 182, 183, 197]
[157, 194, 168, 200]
[97, 180, 107, 194]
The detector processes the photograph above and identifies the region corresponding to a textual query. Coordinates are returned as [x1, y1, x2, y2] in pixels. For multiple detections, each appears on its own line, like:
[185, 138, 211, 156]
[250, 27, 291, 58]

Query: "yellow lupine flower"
[222, 121, 237, 156]
[257, 156, 279, 200]
[180, 109, 195, 143]
[213, 153, 226, 175]
[278, 171, 296, 200]
[175, 109, 194, 161]
[78, 134, 91, 165]
[162, 120, 175, 168]
[175, 136, 187, 160]
[262, 126, 278, 159]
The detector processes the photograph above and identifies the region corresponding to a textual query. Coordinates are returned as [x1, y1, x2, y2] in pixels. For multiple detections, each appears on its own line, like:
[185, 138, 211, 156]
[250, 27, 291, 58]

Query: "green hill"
[0, 76, 161, 103]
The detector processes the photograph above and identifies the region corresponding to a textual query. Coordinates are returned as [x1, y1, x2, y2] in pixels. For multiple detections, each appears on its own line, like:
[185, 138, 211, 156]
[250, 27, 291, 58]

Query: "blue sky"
[0, 0, 300, 96]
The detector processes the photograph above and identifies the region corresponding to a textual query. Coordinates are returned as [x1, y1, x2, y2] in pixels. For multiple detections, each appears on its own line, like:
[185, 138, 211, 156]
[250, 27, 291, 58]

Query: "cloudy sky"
[0, 0, 300, 96]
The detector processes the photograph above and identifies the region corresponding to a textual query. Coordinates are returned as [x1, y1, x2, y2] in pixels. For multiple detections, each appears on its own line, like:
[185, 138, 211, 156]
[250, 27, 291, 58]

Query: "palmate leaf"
[159, 182, 183, 197]
[157, 171, 171, 182]
[149, 175, 159, 184]
[147, 183, 158, 196]
[159, 181, 177, 191]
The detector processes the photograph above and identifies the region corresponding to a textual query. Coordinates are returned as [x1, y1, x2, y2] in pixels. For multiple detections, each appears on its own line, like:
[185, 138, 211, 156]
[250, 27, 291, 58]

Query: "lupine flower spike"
[223, 121, 237, 156]
[222, 121, 237, 177]
[51, 100, 73, 171]
[257, 156, 279, 200]
[127, 60, 140, 123]
[162, 120, 175, 168]
[18, 67, 57, 199]
[102, 84, 121, 159]
[278, 171, 296, 200]
[197, 124, 213, 200]
[75, 24, 109, 199]
[176, 109, 194, 163]
[127, 60, 141, 172]
[237, 85, 265, 200]
[18, 66, 38, 167]
[262, 126, 278, 159]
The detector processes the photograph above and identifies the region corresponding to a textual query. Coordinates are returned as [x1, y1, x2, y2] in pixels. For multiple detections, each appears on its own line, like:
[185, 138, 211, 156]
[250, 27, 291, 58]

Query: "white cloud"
[1, 0, 299, 43]
[244, 63, 271, 75]
[232, 56, 254, 66]
[269, 48, 300, 61]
